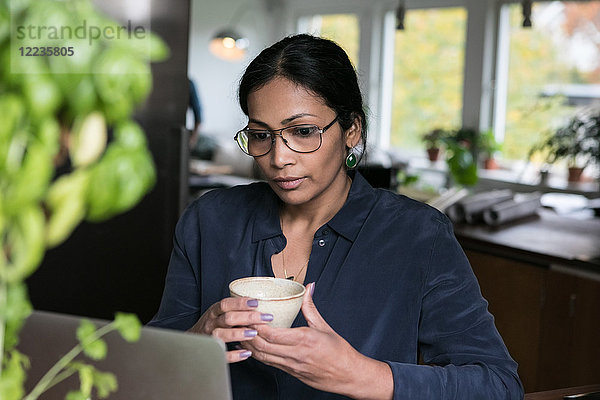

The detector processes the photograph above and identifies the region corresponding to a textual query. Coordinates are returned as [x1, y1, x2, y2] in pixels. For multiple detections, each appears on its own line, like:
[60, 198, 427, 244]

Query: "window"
[390, 7, 467, 151]
[496, 1, 600, 161]
[300, 14, 360, 68]
[291, 1, 600, 175]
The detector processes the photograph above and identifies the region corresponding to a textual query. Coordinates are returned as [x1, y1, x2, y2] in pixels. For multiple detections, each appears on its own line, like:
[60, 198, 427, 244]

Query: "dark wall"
[27, 0, 191, 323]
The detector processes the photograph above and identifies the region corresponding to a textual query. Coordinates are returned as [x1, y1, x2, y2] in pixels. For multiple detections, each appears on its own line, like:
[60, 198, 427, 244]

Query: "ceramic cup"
[229, 277, 306, 328]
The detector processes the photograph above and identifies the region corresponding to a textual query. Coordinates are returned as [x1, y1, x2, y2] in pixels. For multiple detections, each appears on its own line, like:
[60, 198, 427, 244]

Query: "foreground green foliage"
[0, 0, 169, 398]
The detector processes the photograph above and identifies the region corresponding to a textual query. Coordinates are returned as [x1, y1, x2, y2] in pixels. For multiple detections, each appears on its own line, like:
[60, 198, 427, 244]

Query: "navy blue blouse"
[148, 172, 523, 399]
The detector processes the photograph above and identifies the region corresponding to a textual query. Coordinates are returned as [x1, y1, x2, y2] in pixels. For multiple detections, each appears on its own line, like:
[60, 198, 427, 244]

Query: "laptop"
[18, 310, 232, 400]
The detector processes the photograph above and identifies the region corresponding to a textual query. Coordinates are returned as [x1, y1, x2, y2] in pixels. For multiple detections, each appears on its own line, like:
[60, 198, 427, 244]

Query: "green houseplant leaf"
[92, 369, 118, 398]
[113, 312, 142, 343]
[0, 350, 29, 400]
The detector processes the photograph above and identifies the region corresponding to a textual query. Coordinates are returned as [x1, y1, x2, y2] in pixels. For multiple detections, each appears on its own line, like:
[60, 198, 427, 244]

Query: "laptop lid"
[18, 310, 232, 400]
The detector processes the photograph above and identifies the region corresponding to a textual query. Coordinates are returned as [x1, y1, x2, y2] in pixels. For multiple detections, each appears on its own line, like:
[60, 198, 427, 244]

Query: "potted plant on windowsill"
[478, 129, 502, 170]
[528, 104, 599, 182]
[442, 127, 478, 186]
[0, 0, 169, 398]
[422, 128, 446, 162]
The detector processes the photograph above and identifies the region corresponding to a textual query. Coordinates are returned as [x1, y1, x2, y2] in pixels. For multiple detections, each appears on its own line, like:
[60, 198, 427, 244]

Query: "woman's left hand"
[242, 283, 393, 400]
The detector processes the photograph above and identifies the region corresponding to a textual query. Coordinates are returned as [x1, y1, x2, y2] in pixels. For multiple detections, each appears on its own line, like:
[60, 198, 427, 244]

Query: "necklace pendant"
[286, 276, 294, 280]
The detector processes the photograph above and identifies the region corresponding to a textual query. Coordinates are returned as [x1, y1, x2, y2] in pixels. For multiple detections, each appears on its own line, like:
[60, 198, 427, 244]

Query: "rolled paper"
[445, 189, 514, 223]
[482, 192, 542, 226]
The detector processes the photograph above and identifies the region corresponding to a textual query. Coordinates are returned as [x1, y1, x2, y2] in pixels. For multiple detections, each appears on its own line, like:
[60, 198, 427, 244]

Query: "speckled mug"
[229, 277, 306, 328]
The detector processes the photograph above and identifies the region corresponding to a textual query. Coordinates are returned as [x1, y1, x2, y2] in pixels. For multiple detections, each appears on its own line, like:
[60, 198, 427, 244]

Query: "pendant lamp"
[209, 2, 250, 61]
[209, 30, 249, 61]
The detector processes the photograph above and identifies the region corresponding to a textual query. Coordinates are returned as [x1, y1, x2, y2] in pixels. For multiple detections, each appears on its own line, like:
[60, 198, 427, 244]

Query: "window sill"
[404, 156, 600, 199]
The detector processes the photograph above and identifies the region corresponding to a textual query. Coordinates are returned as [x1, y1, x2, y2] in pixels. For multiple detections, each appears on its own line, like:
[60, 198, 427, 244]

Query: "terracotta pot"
[483, 158, 498, 170]
[426, 147, 441, 162]
[567, 166, 584, 182]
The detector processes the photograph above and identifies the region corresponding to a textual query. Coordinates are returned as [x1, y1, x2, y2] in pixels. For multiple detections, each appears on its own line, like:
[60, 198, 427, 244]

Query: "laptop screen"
[18, 311, 232, 400]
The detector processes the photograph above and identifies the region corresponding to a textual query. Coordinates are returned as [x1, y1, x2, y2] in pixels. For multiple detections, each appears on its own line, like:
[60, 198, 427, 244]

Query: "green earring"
[345, 150, 357, 169]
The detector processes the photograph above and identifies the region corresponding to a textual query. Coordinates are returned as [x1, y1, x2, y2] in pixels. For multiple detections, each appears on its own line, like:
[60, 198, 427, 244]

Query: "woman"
[149, 34, 523, 399]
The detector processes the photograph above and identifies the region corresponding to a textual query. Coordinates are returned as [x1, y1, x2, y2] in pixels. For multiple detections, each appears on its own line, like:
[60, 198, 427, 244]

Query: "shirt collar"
[326, 170, 377, 242]
[251, 185, 283, 242]
[251, 170, 377, 243]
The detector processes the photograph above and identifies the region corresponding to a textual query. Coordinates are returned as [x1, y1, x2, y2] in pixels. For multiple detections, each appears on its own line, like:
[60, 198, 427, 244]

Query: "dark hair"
[238, 34, 367, 151]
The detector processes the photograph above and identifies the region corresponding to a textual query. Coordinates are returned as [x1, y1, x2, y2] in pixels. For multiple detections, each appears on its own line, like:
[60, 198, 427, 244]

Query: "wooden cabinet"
[465, 250, 600, 393]
[466, 250, 544, 392]
[537, 268, 600, 390]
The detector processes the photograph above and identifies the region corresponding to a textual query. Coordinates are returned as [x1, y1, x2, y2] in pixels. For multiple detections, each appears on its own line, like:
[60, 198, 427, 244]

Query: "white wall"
[188, 0, 286, 140]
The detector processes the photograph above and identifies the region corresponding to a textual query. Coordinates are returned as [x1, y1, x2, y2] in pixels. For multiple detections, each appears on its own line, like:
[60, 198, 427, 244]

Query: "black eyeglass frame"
[233, 116, 339, 157]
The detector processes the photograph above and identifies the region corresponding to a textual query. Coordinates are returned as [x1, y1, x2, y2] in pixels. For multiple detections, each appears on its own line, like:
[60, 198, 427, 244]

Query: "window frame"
[291, 1, 390, 147]
[289, 0, 597, 156]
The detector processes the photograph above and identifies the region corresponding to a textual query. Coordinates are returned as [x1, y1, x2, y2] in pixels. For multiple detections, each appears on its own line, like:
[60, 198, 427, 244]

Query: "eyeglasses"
[234, 116, 338, 157]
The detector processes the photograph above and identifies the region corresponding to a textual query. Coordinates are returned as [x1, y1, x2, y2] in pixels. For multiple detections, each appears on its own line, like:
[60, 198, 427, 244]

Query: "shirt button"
[323, 229, 330, 235]
[318, 239, 326, 247]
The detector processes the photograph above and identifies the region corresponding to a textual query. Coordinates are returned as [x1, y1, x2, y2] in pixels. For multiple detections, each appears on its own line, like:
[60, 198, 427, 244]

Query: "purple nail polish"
[244, 329, 257, 337]
[261, 313, 274, 322]
[310, 282, 315, 296]
[247, 299, 258, 307]
[239, 350, 252, 359]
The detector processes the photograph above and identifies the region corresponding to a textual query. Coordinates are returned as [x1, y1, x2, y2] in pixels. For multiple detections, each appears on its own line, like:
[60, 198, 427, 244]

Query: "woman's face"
[246, 77, 361, 207]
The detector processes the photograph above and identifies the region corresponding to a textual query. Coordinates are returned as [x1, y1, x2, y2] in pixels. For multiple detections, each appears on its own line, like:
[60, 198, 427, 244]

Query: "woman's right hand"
[188, 297, 273, 363]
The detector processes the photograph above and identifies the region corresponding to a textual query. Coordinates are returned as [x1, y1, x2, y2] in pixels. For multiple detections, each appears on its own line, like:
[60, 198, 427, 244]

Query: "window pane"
[302, 14, 360, 68]
[500, 1, 600, 161]
[390, 8, 467, 150]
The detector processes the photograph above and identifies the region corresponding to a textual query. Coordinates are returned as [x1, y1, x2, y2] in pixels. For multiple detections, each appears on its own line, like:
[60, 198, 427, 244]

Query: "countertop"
[453, 209, 600, 272]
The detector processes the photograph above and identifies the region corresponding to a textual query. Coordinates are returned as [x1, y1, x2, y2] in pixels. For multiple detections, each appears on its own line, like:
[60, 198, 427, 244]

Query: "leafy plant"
[421, 128, 446, 149]
[478, 129, 501, 159]
[528, 103, 600, 170]
[442, 128, 478, 186]
[396, 170, 419, 187]
[0, 0, 169, 398]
